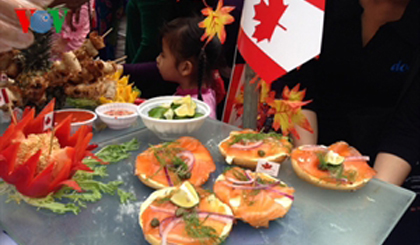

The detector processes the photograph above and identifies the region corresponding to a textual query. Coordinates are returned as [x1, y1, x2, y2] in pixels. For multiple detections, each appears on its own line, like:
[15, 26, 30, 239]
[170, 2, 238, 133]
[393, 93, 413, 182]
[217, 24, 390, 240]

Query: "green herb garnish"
[229, 132, 286, 145]
[183, 211, 222, 243]
[258, 150, 266, 157]
[231, 168, 248, 181]
[66, 97, 100, 109]
[317, 153, 347, 182]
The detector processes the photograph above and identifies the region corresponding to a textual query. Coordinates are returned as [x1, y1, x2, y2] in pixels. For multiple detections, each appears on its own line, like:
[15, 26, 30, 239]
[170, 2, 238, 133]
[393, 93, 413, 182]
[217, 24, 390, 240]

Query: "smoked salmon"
[218, 129, 292, 169]
[135, 137, 216, 189]
[139, 184, 234, 245]
[291, 142, 377, 191]
[213, 167, 295, 228]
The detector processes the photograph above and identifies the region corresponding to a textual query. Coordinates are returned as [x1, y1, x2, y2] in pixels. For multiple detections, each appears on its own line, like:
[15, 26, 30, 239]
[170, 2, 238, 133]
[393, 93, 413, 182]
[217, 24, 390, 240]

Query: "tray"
[0, 119, 415, 245]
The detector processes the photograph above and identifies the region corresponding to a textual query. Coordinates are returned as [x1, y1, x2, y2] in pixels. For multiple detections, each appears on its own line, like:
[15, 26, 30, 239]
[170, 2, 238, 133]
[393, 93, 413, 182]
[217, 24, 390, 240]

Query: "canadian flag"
[237, 0, 325, 82]
[43, 111, 54, 131]
[0, 88, 9, 107]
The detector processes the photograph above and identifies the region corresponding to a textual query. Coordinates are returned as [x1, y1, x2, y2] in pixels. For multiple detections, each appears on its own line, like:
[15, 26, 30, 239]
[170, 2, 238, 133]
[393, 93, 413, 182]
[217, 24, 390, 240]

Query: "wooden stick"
[113, 55, 127, 64]
[7, 105, 16, 125]
[48, 128, 56, 157]
[101, 28, 113, 39]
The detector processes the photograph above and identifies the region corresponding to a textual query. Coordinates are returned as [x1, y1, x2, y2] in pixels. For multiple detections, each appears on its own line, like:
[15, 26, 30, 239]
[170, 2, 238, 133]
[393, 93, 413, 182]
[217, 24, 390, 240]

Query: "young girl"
[121, 17, 226, 119]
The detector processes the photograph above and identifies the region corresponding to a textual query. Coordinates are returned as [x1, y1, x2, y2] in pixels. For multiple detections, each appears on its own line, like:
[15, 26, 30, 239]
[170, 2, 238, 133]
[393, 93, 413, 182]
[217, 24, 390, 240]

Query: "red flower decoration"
[0, 99, 104, 198]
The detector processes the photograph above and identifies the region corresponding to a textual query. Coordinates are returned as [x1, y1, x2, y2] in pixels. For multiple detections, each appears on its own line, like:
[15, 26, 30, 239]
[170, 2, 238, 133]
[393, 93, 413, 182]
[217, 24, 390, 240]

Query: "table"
[0, 119, 416, 245]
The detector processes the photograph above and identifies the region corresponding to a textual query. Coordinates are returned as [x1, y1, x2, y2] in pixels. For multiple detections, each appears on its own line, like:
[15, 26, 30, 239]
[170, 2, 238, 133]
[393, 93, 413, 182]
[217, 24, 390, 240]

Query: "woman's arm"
[374, 153, 412, 186]
[291, 109, 318, 147]
[376, 72, 420, 186]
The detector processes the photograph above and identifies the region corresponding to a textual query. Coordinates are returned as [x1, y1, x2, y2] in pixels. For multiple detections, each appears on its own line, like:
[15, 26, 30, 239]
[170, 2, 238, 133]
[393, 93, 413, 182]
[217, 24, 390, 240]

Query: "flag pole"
[242, 64, 259, 129]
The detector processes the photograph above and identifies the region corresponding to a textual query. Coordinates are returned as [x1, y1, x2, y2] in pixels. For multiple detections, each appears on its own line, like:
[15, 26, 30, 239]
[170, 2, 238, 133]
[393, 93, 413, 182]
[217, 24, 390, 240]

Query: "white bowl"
[137, 96, 210, 140]
[55, 109, 97, 135]
[95, 103, 139, 130]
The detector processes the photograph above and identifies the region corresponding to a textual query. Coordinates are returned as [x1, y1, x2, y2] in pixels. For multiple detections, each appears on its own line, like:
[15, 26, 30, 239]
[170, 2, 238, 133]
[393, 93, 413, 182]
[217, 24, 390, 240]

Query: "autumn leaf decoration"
[253, 0, 289, 42]
[265, 83, 313, 139]
[199, 0, 235, 45]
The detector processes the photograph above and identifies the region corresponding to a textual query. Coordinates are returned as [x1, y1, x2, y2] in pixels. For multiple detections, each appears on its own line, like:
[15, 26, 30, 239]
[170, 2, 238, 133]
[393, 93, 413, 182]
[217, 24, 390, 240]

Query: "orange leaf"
[267, 84, 313, 139]
[199, 0, 235, 45]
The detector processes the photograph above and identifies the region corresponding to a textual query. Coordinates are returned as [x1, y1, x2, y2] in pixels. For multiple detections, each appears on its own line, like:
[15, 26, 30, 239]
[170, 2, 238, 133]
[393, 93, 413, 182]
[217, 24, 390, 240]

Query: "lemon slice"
[174, 103, 195, 117]
[170, 181, 199, 208]
[161, 103, 172, 109]
[173, 95, 193, 105]
[324, 150, 345, 166]
[163, 108, 174, 119]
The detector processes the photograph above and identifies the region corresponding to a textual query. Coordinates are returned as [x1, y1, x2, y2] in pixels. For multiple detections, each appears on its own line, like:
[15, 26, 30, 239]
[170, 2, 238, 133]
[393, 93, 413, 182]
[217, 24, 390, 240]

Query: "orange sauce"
[54, 110, 94, 125]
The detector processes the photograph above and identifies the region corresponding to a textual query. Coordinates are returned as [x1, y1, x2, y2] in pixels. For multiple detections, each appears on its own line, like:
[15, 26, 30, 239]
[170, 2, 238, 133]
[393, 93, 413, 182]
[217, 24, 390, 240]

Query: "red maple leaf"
[262, 162, 272, 170]
[45, 117, 51, 126]
[253, 0, 288, 42]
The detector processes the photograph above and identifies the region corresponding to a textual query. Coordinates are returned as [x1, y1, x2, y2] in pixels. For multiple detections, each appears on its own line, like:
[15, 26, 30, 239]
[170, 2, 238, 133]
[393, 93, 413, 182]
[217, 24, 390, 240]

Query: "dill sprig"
[230, 168, 248, 181]
[148, 142, 190, 182]
[183, 211, 222, 244]
[229, 132, 286, 145]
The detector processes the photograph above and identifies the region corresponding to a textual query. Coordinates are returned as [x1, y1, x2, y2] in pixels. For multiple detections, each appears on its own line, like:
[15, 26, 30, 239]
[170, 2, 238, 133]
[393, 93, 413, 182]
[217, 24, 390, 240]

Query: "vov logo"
[15, 8, 69, 34]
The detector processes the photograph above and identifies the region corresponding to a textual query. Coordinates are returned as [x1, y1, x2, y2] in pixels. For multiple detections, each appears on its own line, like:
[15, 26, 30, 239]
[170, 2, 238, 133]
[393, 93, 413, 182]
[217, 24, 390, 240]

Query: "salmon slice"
[140, 188, 234, 245]
[213, 167, 295, 228]
[218, 129, 292, 169]
[291, 142, 376, 189]
[135, 137, 216, 189]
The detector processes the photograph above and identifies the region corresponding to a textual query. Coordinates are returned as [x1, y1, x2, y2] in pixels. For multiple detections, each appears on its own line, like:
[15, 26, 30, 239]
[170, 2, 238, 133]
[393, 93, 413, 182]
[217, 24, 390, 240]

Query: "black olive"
[175, 208, 186, 217]
[150, 218, 160, 228]
[258, 150, 266, 157]
[184, 172, 191, 179]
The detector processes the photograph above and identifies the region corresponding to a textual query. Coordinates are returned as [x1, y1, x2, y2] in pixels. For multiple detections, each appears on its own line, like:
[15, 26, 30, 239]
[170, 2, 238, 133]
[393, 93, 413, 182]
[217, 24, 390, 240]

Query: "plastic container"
[95, 103, 139, 130]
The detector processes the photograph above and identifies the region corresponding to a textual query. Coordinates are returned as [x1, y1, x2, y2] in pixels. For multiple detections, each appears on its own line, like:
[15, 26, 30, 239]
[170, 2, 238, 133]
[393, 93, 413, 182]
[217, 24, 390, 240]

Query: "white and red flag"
[237, 0, 325, 82]
[0, 88, 10, 107]
[43, 111, 54, 131]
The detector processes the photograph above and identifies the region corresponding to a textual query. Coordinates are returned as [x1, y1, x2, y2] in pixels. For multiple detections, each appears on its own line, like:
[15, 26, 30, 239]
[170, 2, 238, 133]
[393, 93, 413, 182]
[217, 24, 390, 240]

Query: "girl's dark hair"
[161, 17, 224, 100]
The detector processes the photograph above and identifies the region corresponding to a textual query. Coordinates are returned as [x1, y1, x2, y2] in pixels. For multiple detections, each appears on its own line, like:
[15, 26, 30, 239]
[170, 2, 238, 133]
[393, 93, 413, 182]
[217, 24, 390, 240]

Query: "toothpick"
[48, 127, 56, 157]
[113, 55, 127, 64]
[101, 28, 113, 39]
[7, 104, 16, 125]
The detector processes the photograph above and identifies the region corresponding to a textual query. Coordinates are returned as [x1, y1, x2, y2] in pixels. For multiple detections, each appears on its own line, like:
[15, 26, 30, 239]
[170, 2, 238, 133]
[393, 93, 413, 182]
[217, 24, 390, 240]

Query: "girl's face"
[156, 38, 182, 82]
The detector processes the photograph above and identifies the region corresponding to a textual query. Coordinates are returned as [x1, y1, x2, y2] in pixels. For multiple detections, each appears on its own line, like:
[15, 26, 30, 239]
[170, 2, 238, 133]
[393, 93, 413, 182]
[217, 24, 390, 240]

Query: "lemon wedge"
[170, 181, 199, 208]
[174, 95, 193, 105]
[163, 108, 174, 119]
[174, 103, 195, 117]
[324, 150, 345, 166]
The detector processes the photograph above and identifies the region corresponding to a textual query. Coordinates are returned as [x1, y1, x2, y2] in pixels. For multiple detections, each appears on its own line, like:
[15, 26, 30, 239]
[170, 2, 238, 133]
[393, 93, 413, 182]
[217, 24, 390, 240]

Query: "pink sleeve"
[189, 90, 217, 120]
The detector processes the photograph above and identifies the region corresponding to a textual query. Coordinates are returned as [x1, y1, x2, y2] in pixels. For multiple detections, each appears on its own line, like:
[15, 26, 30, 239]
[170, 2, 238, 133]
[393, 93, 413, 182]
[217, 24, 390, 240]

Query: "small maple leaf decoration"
[45, 117, 51, 126]
[253, 0, 288, 42]
[265, 83, 313, 140]
[199, 0, 235, 45]
[262, 162, 272, 170]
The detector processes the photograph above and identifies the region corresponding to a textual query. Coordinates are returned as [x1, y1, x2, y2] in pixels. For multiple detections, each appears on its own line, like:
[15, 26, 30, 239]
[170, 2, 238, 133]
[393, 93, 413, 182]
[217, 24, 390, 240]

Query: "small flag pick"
[43, 111, 54, 132]
[43, 110, 56, 157]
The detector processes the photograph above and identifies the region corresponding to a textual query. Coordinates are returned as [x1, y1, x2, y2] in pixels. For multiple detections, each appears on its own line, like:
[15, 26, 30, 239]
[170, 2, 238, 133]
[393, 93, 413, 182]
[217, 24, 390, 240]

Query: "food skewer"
[8, 105, 16, 125]
[48, 128, 56, 157]
[101, 28, 113, 39]
[113, 55, 127, 64]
